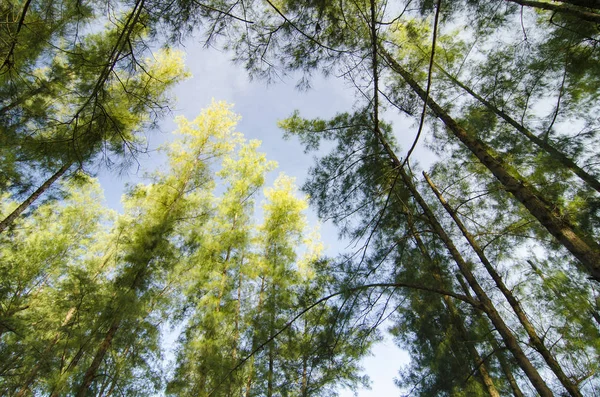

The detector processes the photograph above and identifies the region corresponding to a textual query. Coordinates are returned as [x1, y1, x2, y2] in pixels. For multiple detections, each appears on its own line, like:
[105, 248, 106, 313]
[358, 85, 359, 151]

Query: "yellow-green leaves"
[297, 225, 324, 279]
[263, 174, 308, 240]
[0, 100, 329, 397]
[103, 48, 189, 147]
[169, 101, 243, 168]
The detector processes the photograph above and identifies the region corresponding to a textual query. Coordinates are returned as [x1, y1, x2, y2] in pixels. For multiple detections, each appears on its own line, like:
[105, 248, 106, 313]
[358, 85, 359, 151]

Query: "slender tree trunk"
[244, 356, 255, 397]
[507, 0, 600, 23]
[300, 317, 309, 397]
[491, 336, 526, 397]
[436, 66, 600, 194]
[301, 357, 308, 397]
[233, 261, 243, 361]
[411, 230, 500, 397]
[0, 162, 72, 234]
[424, 172, 582, 397]
[49, 345, 85, 397]
[367, 103, 554, 395]
[42, 254, 120, 397]
[99, 342, 133, 397]
[245, 277, 267, 397]
[380, 47, 600, 282]
[267, 347, 274, 397]
[455, 275, 526, 397]
[16, 307, 76, 397]
[97, 369, 112, 397]
[267, 286, 276, 397]
[216, 246, 231, 312]
[104, 376, 118, 397]
[75, 318, 121, 397]
[405, 169, 553, 396]
[72, 169, 191, 395]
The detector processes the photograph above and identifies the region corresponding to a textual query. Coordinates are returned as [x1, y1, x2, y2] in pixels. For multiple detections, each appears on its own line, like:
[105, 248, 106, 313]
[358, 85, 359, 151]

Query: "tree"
[167, 120, 372, 397]
[0, 177, 111, 395]
[251, 0, 600, 393]
[1, 102, 373, 396]
[4, 0, 600, 395]
[0, 0, 187, 233]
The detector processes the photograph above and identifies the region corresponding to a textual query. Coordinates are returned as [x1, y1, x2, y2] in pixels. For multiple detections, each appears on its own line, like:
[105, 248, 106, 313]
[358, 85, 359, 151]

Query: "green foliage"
[4, 0, 600, 396]
[0, 0, 187, 217]
[0, 102, 370, 396]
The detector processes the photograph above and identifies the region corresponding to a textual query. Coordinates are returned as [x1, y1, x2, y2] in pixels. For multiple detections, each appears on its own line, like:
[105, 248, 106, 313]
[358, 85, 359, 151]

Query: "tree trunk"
[411, 230, 500, 397]
[233, 261, 243, 361]
[367, 110, 554, 395]
[267, 347, 274, 397]
[424, 172, 582, 397]
[455, 275, 526, 397]
[380, 47, 600, 282]
[74, 318, 121, 397]
[300, 317, 309, 397]
[491, 336, 526, 397]
[244, 356, 255, 397]
[16, 307, 76, 397]
[49, 345, 85, 397]
[267, 286, 276, 397]
[216, 246, 232, 312]
[436, 65, 600, 194]
[245, 277, 267, 397]
[507, 0, 600, 23]
[0, 162, 72, 234]
[405, 169, 553, 396]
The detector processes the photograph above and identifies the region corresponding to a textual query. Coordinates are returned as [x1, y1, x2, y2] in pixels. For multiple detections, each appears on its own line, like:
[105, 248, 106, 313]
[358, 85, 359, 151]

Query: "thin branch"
[207, 282, 481, 396]
[263, 0, 347, 54]
[0, 0, 33, 74]
[543, 64, 567, 142]
[192, 0, 254, 24]
[402, 0, 442, 168]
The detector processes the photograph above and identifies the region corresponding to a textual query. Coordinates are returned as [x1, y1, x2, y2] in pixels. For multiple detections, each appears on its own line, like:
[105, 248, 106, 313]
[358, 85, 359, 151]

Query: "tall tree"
[206, 0, 600, 392]
[168, 141, 372, 396]
[0, 0, 187, 233]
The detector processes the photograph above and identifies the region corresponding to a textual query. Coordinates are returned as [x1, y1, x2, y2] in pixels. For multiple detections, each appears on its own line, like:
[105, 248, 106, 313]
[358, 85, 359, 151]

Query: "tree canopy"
[1, 0, 600, 396]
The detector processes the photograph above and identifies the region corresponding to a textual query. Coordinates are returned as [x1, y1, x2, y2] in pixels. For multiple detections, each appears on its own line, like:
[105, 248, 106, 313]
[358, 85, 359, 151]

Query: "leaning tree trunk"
[367, 104, 554, 395]
[73, 154, 198, 395]
[398, 166, 553, 396]
[16, 308, 77, 397]
[49, 345, 86, 397]
[455, 274, 526, 397]
[435, 65, 600, 194]
[411, 229, 501, 397]
[75, 318, 121, 397]
[380, 47, 600, 282]
[0, 162, 72, 234]
[424, 172, 582, 397]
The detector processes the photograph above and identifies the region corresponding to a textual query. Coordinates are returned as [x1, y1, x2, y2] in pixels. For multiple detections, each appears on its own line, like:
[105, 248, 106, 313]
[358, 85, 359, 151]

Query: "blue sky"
[98, 39, 431, 396]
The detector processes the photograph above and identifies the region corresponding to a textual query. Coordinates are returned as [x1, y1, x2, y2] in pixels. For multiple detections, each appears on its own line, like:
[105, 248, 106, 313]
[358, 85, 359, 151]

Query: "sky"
[98, 37, 431, 396]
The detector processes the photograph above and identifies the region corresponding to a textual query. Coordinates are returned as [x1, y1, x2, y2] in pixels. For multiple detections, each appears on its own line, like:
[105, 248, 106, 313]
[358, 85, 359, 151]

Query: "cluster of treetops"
[1, 0, 600, 396]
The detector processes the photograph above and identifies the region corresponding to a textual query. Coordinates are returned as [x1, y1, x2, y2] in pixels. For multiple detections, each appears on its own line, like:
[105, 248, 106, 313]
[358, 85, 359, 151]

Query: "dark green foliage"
[3, 0, 600, 396]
